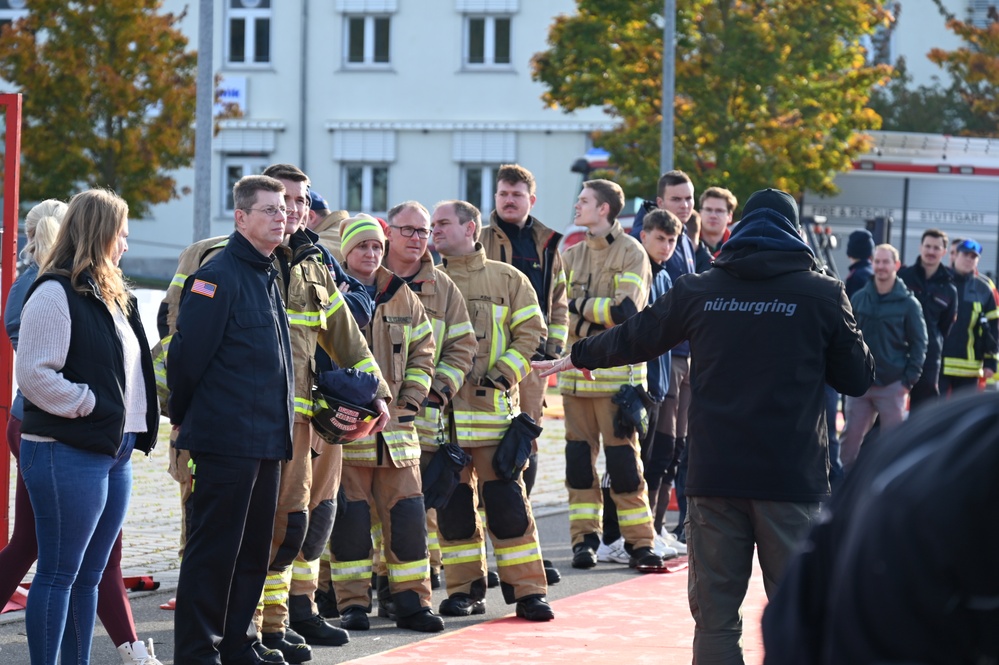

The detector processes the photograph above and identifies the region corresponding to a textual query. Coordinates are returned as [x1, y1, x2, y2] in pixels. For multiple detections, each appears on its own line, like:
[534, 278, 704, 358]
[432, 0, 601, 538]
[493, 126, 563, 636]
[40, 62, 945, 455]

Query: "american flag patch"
[191, 279, 217, 298]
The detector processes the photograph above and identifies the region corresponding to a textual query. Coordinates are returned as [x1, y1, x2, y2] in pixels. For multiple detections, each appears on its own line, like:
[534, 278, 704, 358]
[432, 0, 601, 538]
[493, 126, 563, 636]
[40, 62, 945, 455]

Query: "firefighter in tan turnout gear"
[559, 179, 664, 573]
[430, 199, 555, 622]
[255, 165, 391, 660]
[382, 201, 478, 591]
[331, 215, 445, 634]
[479, 164, 568, 585]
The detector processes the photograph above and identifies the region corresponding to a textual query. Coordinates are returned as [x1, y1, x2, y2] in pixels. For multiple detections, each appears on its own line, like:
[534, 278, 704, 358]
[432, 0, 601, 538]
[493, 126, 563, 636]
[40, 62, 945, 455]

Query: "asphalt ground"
[1, 394, 694, 664]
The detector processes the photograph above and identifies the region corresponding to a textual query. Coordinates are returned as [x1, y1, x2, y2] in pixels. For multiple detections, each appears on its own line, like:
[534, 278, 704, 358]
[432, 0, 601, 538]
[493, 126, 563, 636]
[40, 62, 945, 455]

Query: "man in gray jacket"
[840, 243, 927, 468]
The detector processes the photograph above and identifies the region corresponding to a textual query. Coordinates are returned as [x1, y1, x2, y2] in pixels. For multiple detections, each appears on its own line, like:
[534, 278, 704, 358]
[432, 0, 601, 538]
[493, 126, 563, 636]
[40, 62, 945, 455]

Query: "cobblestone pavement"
[4, 394, 576, 594]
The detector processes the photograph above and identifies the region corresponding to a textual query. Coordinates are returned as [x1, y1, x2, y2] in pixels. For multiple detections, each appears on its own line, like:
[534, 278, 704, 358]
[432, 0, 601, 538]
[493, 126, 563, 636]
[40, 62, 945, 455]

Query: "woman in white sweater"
[15, 189, 160, 665]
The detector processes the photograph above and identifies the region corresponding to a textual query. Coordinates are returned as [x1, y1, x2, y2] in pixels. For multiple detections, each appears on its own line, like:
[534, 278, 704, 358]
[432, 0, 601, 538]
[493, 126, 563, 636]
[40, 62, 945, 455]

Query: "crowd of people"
[2, 161, 997, 665]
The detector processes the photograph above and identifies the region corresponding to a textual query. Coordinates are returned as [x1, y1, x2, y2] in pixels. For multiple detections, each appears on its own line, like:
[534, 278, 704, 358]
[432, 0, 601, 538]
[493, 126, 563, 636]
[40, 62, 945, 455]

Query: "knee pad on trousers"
[437, 484, 476, 541]
[565, 440, 594, 489]
[605, 445, 641, 494]
[302, 499, 335, 561]
[271, 510, 308, 571]
[390, 497, 429, 562]
[482, 480, 529, 539]
[331, 499, 372, 562]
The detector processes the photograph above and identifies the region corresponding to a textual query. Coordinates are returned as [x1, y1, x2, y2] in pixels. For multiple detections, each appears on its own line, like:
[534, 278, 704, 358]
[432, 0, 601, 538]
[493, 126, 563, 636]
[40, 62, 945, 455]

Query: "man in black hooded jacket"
[535, 189, 874, 665]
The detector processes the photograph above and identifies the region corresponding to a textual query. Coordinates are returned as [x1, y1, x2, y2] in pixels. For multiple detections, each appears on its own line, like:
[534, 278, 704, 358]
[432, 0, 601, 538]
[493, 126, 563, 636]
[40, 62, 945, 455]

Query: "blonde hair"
[41, 189, 131, 312]
[22, 199, 68, 265]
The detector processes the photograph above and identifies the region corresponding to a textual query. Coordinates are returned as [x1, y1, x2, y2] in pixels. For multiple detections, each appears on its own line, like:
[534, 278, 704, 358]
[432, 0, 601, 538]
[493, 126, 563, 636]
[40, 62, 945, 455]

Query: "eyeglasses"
[390, 225, 430, 239]
[243, 206, 288, 217]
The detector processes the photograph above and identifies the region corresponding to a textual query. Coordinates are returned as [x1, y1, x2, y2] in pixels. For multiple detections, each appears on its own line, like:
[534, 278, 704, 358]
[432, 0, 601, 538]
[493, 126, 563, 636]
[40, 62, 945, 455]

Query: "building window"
[0, 0, 28, 32]
[223, 157, 268, 214]
[461, 165, 501, 216]
[464, 16, 511, 67]
[345, 16, 391, 67]
[344, 164, 389, 213]
[226, 0, 271, 66]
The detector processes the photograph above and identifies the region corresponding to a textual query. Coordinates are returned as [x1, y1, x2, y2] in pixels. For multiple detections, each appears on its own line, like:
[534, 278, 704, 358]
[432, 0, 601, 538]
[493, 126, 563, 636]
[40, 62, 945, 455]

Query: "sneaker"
[660, 527, 687, 555]
[653, 533, 679, 560]
[117, 639, 164, 665]
[596, 538, 630, 564]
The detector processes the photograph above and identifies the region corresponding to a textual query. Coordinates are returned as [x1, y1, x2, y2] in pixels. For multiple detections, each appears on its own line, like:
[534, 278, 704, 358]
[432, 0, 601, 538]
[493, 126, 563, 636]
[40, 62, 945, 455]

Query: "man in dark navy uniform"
[169, 174, 296, 665]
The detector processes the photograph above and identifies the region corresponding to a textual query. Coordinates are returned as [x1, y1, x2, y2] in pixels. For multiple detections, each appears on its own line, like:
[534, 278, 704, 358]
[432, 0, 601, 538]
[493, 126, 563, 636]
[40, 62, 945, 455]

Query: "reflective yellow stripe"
[569, 503, 601, 521]
[495, 542, 542, 567]
[440, 543, 485, 565]
[294, 396, 316, 417]
[496, 348, 529, 384]
[287, 309, 324, 326]
[447, 320, 474, 339]
[353, 357, 378, 375]
[548, 323, 568, 346]
[170, 272, 187, 289]
[291, 558, 318, 582]
[331, 560, 373, 581]
[510, 304, 542, 329]
[618, 505, 652, 527]
[387, 558, 430, 583]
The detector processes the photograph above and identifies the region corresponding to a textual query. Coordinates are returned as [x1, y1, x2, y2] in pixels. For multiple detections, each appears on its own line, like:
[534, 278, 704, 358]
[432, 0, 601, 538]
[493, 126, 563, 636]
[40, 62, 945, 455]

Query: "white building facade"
[113, 0, 614, 279]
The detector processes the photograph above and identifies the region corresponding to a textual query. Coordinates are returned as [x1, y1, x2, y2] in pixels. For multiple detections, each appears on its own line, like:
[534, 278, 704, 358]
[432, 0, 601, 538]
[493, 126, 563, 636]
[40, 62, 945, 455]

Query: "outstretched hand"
[531, 356, 592, 380]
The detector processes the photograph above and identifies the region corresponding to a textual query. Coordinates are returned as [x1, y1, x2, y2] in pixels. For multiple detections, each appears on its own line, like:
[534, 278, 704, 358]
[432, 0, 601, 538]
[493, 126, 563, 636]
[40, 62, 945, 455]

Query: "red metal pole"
[1, 93, 22, 547]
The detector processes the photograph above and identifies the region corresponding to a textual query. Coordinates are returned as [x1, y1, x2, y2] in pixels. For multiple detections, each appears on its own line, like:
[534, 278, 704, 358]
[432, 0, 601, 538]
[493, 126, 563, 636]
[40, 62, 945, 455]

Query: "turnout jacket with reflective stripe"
[942, 270, 999, 378]
[343, 265, 435, 467]
[480, 212, 569, 359]
[560, 220, 651, 397]
[396, 251, 477, 451]
[441, 245, 546, 447]
[275, 231, 390, 424]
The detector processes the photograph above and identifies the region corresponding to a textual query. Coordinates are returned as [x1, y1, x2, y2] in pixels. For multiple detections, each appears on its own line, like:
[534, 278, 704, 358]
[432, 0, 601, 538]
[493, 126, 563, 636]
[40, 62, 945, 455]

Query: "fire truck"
[801, 130, 999, 280]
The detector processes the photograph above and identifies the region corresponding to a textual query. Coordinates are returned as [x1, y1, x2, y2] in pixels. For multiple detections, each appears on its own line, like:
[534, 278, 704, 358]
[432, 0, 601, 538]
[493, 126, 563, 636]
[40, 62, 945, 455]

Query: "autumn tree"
[0, 0, 197, 217]
[532, 0, 893, 204]
[927, 1, 999, 136]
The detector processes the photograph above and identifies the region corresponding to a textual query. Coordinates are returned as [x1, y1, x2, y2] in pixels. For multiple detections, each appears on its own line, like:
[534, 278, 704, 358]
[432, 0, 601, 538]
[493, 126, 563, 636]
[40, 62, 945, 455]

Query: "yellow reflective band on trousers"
[569, 502, 602, 521]
[331, 559, 374, 582]
[494, 542, 542, 568]
[263, 570, 290, 605]
[292, 558, 318, 582]
[440, 543, 486, 566]
[387, 558, 431, 583]
[618, 505, 653, 527]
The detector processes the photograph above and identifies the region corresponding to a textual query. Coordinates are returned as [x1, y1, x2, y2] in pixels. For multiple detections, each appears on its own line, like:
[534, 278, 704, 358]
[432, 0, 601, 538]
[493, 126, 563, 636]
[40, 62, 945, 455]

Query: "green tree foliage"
[0, 0, 196, 217]
[532, 0, 893, 204]
[927, 2, 999, 136]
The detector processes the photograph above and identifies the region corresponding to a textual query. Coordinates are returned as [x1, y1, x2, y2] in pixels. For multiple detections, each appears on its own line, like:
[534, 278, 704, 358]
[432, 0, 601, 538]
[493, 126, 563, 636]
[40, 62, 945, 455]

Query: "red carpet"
[344, 557, 766, 665]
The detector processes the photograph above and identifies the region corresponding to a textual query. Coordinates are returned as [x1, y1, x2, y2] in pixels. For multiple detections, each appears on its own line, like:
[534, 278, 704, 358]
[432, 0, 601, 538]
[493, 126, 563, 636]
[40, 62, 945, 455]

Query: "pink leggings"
[0, 415, 137, 647]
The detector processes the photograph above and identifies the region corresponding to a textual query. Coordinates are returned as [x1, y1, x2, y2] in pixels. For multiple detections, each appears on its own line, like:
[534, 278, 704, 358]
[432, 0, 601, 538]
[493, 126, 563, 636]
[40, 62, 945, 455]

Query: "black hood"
[713, 208, 818, 281]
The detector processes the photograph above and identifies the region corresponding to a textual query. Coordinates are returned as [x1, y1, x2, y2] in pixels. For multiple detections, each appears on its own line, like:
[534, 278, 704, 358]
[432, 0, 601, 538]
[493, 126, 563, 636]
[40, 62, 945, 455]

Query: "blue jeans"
[21, 433, 135, 665]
